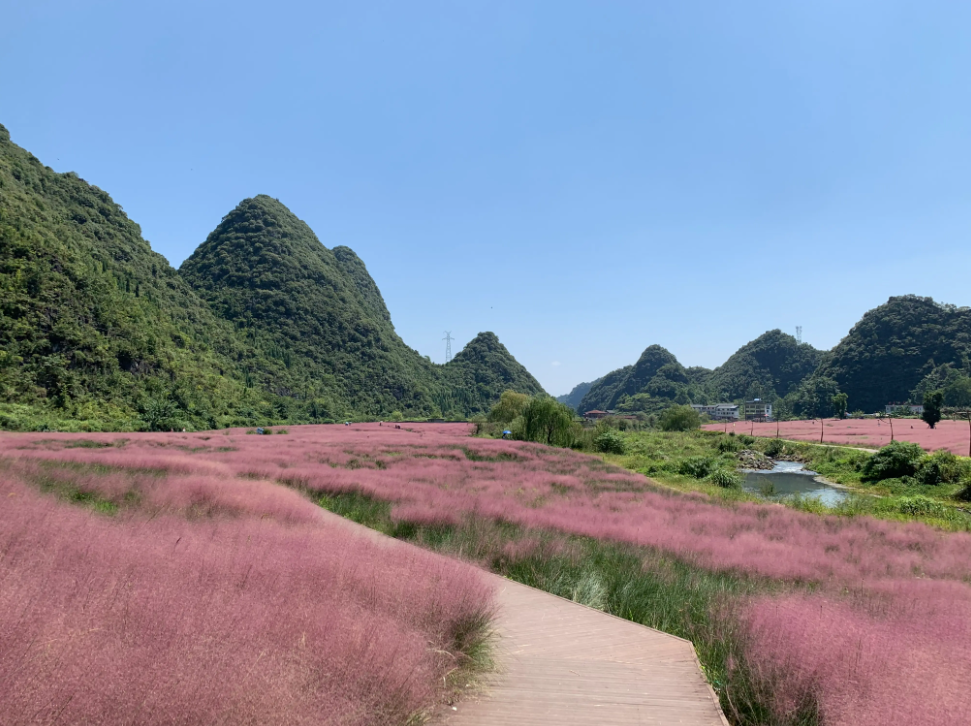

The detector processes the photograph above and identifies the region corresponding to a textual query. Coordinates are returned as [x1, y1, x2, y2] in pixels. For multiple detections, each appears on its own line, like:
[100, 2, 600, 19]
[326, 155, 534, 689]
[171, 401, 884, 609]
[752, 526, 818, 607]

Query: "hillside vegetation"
[570, 301, 971, 418]
[817, 295, 971, 413]
[706, 330, 821, 402]
[179, 194, 441, 417]
[0, 124, 542, 430]
[0, 123, 260, 431]
[578, 345, 706, 414]
[556, 379, 598, 410]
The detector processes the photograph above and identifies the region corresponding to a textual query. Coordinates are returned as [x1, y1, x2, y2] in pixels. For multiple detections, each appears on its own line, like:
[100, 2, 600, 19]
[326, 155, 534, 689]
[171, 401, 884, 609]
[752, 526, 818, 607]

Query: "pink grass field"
[3, 422, 971, 725]
[0, 430, 493, 726]
[703, 417, 971, 455]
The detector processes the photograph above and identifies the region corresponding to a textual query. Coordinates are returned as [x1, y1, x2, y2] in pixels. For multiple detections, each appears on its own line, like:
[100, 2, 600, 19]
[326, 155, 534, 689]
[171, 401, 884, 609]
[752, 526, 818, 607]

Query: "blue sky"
[4, 1, 970, 395]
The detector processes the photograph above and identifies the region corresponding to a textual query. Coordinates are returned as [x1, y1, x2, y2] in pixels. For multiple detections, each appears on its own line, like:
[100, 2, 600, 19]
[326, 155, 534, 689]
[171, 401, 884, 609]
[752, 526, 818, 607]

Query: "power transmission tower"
[796, 326, 803, 344]
[443, 331, 454, 363]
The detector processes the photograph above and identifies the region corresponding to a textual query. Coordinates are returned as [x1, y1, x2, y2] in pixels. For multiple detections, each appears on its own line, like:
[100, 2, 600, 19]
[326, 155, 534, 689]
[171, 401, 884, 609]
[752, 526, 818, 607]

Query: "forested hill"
[565, 298, 971, 418]
[0, 125, 543, 430]
[578, 345, 704, 414]
[557, 379, 599, 411]
[816, 295, 971, 413]
[180, 196, 544, 418]
[0, 122, 261, 431]
[179, 195, 440, 416]
[442, 332, 545, 412]
[706, 330, 821, 401]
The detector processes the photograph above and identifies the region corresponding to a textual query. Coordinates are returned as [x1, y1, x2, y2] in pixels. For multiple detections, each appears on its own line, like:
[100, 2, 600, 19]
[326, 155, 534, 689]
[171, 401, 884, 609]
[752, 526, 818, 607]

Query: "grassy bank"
[583, 428, 971, 531]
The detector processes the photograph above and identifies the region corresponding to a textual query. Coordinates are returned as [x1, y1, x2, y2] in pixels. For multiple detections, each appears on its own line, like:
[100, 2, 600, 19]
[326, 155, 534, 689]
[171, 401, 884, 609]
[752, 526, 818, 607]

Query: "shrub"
[897, 495, 953, 519]
[717, 436, 743, 453]
[658, 405, 701, 432]
[707, 468, 742, 489]
[915, 449, 966, 486]
[862, 440, 925, 482]
[593, 431, 627, 455]
[738, 434, 756, 446]
[763, 438, 785, 458]
[678, 456, 717, 479]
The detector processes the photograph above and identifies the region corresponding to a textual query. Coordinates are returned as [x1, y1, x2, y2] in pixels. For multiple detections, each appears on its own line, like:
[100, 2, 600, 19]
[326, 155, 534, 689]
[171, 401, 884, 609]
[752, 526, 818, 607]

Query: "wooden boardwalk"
[315, 508, 727, 726]
[438, 575, 728, 726]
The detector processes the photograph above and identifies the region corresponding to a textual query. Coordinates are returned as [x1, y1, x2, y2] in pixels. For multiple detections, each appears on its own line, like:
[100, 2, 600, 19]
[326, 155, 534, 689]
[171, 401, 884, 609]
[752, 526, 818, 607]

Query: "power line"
[442, 331, 454, 363]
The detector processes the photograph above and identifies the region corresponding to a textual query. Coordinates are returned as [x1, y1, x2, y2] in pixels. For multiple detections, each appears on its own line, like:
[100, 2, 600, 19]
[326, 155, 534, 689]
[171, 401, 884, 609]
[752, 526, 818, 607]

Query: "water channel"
[742, 460, 850, 507]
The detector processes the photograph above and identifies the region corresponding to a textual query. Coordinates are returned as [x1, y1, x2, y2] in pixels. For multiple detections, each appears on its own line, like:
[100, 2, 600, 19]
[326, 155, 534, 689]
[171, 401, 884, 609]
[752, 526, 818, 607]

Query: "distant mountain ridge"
[0, 125, 543, 430]
[567, 300, 971, 417]
[557, 379, 598, 410]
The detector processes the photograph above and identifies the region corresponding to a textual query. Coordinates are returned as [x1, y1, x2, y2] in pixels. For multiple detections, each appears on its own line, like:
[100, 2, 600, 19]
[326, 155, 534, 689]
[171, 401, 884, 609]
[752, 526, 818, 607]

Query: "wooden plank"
[438, 577, 728, 726]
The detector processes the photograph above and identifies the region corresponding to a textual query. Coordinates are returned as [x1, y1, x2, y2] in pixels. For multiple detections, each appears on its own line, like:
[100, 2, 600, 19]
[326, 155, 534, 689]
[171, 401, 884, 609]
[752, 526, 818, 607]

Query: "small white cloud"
[551, 361, 561, 367]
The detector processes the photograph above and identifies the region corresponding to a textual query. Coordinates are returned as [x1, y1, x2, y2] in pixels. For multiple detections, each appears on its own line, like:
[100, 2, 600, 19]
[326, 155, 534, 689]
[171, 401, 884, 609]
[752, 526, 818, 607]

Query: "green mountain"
[816, 295, 971, 413]
[578, 345, 694, 413]
[440, 332, 545, 414]
[706, 330, 822, 402]
[180, 195, 544, 419]
[556, 379, 599, 411]
[0, 126, 542, 430]
[0, 122, 263, 431]
[179, 194, 440, 417]
[566, 298, 971, 420]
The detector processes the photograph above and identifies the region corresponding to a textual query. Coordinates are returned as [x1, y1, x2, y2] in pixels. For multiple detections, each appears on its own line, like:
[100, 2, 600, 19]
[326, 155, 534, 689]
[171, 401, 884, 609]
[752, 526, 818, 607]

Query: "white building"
[690, 404, 739, 420]
[740, 399, 773, 421]
[885, 403, 924, 415]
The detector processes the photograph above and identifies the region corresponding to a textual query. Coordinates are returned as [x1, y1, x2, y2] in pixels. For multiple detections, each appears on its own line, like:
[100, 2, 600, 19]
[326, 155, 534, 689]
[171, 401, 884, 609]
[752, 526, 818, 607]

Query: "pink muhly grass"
[7, 425, 970, 587]
[6, 423, 971, 723]
[703, 417, 971, 455]
[0, 473, 493, 726]
[737, 585, 971, 726]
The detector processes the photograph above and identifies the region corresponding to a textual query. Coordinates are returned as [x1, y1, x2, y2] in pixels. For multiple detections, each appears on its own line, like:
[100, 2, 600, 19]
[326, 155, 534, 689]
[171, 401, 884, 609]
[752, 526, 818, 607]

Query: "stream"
[742, 460, 850, 507]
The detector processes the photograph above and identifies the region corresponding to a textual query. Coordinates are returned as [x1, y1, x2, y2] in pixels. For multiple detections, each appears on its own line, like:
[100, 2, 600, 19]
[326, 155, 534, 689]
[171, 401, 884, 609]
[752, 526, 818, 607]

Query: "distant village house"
[690, 404, 739, 421]
[740, 399, 773, 421]
[885, 403, 924, 415]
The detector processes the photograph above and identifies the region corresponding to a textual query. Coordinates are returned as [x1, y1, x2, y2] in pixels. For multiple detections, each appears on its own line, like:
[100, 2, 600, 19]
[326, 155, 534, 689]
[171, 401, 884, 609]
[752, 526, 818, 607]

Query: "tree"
[944, 376, 971, 407]
[832, 392, 848, 420]
[141, 398, 180, 432]
[922, 390, 944, 429]
[515, 397, 577, 447]
[488, 390, 530, 424]
[773, 398, 793, 422]
[615, 392, 652, 412]
[786, 376, 840, 419]
[659, 405, 701, 432]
